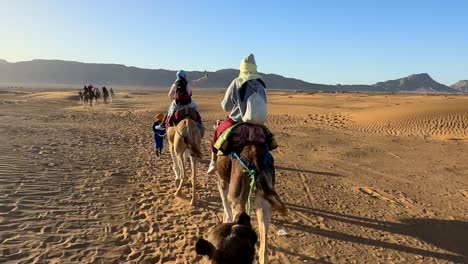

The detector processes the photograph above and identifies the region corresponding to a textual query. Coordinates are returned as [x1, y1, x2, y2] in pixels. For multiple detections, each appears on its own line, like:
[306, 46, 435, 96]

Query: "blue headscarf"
[176, 70, 187, 82]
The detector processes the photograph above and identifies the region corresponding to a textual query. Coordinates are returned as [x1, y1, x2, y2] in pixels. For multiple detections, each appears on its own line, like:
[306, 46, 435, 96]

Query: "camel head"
[195, 212, 258, 264]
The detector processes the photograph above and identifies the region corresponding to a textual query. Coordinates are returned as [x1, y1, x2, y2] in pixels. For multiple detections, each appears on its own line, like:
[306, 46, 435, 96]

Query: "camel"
[82, 90, 94, 107]
[102, 87, 110, 104]
[216, 127, 287, 264]
[195, 212, 258, 264]
[167, 114, 203, 206]
[94, 87, 101, 104]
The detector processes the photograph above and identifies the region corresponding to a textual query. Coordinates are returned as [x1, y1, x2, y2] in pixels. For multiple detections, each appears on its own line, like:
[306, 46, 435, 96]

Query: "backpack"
[174, 78, 191, 105]
[241, 80, 267, 125]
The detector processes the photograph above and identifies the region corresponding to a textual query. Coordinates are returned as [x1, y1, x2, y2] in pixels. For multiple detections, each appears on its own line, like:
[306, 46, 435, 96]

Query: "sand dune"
[347, 97, 468, 139]
[0, 89, 467, 263]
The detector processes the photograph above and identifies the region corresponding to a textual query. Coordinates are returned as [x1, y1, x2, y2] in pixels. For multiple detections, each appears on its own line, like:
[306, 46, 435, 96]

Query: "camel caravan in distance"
[78, 85, 115, 107]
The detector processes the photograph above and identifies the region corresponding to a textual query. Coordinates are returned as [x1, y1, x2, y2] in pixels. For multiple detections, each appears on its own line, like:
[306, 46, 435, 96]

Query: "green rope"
[230, 152, 256, 214]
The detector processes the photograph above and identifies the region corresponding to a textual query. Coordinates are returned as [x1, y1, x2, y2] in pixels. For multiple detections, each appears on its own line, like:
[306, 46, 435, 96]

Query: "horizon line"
[1, 58, 463, 87]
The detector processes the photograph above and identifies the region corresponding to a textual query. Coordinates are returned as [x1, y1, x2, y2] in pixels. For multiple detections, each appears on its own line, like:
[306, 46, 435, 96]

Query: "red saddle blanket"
[166, 107, 201, 126]
[214, 123, 277, 155]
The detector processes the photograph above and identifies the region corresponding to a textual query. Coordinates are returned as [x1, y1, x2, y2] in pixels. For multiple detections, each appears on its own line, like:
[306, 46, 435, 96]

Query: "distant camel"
[167, 109, 203, 206]
[82, 90, 94, 107]
[216, 124, 287, 264]
[102, 87, 110, 104]
[94, 87, 101, 104]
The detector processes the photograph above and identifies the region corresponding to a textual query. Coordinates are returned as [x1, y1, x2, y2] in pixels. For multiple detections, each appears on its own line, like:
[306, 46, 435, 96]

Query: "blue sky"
[1, 0, 467, 85]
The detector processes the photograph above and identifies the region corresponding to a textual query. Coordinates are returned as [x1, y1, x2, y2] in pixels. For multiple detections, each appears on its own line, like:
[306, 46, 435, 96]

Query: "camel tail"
[262, 189, 288, 216]
[188, 143, 203, 159]
[251, 148, 287, 216]
[180, 119, 203, 159]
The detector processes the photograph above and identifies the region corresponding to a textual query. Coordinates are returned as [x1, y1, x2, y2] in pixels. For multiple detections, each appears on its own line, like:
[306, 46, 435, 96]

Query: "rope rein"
[229, 151, 257, 214]
[175, 125, 184, 138]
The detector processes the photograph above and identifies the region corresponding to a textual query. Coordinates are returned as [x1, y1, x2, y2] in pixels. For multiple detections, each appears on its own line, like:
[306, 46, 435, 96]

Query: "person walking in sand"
[152, 113, 166, 157]
[161, 70, 208, 127]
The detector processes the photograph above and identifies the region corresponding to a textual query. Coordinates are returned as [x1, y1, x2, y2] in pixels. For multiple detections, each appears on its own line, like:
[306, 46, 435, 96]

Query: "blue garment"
[152, 121, 166, 150]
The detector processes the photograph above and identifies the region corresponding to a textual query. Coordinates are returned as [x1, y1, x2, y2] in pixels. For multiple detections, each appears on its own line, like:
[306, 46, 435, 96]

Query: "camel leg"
[217, 179, 232, 223]
[189, 155, 197, 206]
[228, 173, 249, 221]
[175, 153, 185, 196]
[169, 143, 180, 186]
[184, 150, 190, 170]
[256, 192, 272, 264]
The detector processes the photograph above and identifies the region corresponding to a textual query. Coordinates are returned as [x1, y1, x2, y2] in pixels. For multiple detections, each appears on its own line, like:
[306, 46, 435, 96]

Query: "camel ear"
[195, 238, 215, 258]
[236, 212, 252, 228]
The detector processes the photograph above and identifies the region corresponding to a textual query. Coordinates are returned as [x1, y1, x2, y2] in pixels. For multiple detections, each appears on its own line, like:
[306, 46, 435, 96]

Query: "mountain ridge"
[451, 80, 468, 93]
[0, 59, 464, 93]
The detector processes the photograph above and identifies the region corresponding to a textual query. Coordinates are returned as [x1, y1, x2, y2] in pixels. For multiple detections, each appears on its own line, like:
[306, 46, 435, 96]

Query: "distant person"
[207, 53, 267, 174]
[102, 87, 110, 103]
[161, 70, 208, 127]
[95, 87, 101, 99]
[152, 113, 166, 156]
[110, 87, 115, 97]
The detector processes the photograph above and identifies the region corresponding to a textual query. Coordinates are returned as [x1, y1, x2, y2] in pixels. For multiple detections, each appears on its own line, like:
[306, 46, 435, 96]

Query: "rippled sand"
[0, 88, 467, 263]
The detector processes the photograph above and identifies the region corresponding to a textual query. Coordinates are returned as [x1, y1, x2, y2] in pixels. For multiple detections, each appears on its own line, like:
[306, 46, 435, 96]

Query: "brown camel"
[82, 90, 94, 108]
[167, 117, 203, 206]
[217, 142, 287, 264]
[195, 212, 258, 263]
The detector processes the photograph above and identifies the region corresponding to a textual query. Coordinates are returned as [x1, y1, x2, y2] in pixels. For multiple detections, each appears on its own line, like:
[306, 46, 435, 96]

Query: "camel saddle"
[214, 123, 278, 155]
[167, 107, 205, 137]
[167, 107, 202, 126]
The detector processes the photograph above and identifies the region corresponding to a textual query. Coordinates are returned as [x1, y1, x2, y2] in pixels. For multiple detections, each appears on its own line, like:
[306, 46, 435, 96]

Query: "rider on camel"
[207, 53, 268, 174]
[161, 70, 208, 127]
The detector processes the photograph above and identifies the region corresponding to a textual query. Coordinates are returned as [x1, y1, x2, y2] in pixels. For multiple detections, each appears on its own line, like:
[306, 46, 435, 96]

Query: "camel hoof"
[175, 179, 181, 188]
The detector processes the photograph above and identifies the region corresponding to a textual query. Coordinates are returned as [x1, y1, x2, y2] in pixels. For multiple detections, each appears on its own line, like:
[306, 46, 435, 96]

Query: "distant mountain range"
[451, 80, 468, 93]
[0, 59, 465, 93]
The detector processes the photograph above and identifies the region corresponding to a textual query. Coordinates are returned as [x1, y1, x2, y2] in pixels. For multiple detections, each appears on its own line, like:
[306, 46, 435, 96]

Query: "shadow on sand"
[273, 203, 467, 262]
[276, 166, 344, 177]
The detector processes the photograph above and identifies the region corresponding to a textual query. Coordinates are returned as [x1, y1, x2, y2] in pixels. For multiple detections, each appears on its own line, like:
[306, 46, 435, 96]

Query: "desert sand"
[0, 88, 467, 263]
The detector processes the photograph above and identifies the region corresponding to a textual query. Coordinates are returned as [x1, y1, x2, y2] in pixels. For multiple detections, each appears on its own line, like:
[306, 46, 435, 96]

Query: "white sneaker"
[207, 161, 217, 174]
